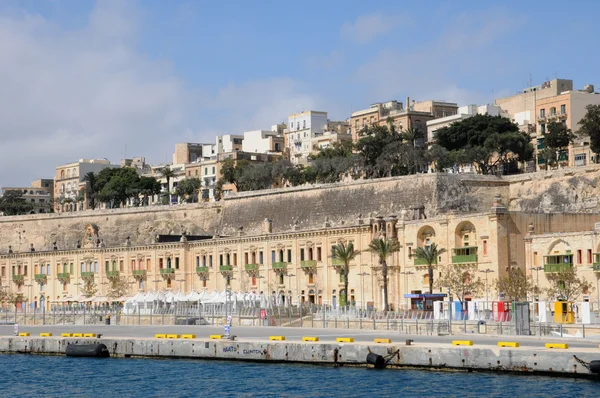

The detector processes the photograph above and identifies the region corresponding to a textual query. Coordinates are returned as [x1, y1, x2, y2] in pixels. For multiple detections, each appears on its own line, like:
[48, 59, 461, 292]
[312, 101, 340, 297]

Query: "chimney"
[406, 96, 410, 111]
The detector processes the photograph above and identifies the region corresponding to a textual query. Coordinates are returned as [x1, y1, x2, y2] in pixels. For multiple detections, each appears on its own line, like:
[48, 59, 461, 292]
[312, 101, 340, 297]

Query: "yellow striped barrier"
[545, 343, 568, 349]
[83, 333, 97, 338]
[40, 333, 53, 337]
[374, 338, 392, 344]
[18, 332, 30, 337]
[182, 334, 196, 339]
[270, 336, 286, 341]
[336, 337, 354, 343]
[72, 333, 83, 338]
[61, 333, 73, 337]
[498, 342, 519, 348]
[302, 336, 319, 342]
[210, 334, 224, 340]
[155, 334, 167, 339]
[452, 340, 473, 346]
[166, 334, 180, 339]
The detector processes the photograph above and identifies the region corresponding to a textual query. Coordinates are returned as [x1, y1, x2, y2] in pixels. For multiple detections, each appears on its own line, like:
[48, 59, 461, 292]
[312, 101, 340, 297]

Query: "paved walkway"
[2, 325, 600, 349]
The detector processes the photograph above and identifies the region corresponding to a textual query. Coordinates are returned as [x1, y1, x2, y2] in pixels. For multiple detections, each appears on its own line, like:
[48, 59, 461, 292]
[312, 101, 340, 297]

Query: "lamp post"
[400, 271, 414, 309]
[358, 272, 369, 311]
[530, 266, 543, 300]
[224, 276, 235, 339]
[590, 266, 599, 309]
[478, 269, 494, 307]
[286, 274, 296, 307]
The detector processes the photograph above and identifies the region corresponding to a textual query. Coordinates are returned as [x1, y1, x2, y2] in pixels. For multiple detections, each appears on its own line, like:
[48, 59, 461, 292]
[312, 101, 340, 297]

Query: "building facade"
[284, 111, 328, 165]
[1, 179, 54, 214]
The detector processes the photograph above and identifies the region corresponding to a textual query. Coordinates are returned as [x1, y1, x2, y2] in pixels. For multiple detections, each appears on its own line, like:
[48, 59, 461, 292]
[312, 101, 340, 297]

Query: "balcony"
[301, 260, 317, 268]
[544, 254, 573, 273]
[106, 270, 119, 277]
[34, 274, 47, 281]
[132, 270, 147, 276]
[332, 258, 345, 267]
[81, 272, 95, 278]
[159, 268, 174, 275]
[219, 265, 233, 272]
[414, 257, 437, 266]
[244, 263, 259, 271]
[451, 247, 478, 264]
[272, 262, 287, 270]
[12, 274, 24, 282]
[196, 266, 209, 274]
[537, 115, 546, 122]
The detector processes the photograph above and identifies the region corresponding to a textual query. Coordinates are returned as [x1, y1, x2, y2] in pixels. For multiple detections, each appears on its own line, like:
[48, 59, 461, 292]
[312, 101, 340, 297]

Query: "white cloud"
[0, 2, 319, 186]
[341, 13, 410, 44]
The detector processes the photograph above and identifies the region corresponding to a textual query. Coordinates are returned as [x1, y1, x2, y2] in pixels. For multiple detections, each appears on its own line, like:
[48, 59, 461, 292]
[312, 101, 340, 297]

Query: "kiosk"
[553, 301, 575, 324]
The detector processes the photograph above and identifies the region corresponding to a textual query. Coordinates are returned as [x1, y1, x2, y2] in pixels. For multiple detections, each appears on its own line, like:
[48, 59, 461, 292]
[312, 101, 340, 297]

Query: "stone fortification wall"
[0, 174, 507, 252]
[506, 164, 600, 213]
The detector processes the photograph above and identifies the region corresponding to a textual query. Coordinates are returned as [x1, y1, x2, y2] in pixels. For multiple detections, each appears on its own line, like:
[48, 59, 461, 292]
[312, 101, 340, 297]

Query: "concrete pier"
[1, 335, 599, 379]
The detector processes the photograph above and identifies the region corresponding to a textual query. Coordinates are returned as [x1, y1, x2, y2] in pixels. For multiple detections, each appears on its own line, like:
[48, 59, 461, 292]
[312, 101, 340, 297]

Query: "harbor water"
[0, 354, 597, 397]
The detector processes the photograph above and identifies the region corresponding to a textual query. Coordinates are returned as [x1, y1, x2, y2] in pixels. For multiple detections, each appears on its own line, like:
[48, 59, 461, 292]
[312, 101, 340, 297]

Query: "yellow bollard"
[336, 337, 354, 343]
[302, 336, 319, 342]
[545, 343, 568, 349]
[166, 334, 180, 339]
[182, 334, 197, 339]
[374, 338, 392, 344]
[155, 334, 167, 339]
[270, 336, 286, 341]
[83, 333, 97, 338]
[72, 333, 83, 337]
[210, 334, 224, 340]
[40, 333, 53, 337]
[18, 332, 30, 337]
[498, 342, 519, 348]
[452, 340, 473, 346]
[61, 333, 73, 337]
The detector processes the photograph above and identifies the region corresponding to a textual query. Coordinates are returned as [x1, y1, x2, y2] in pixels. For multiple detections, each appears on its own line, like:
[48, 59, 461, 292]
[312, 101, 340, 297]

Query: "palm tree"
[367, 238, 401, 312]
[332, 242, 360, 310]
[82, 172, 98, 209]
[159, 167, 176, 203]
[413, 243, 447, 295]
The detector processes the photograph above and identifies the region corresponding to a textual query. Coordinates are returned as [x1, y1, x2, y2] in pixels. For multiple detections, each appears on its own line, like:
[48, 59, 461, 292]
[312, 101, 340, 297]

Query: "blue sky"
[1, 0, 599, 185]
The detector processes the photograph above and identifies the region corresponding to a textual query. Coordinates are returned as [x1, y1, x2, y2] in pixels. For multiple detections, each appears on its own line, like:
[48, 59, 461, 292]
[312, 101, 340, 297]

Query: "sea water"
[0, 354, 597, 397]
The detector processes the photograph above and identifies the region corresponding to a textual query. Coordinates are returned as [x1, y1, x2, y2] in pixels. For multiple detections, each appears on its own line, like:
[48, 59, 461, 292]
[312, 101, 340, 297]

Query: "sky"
[1, 0, 599, 186]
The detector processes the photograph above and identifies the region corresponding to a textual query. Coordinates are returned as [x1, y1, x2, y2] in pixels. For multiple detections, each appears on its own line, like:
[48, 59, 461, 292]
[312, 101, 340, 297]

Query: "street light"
[286, 274, 296, 307]
[530, 266, 543, 300]
[358, 272, 369, 311]
[479, 268, 494, 306]
[400, 271, 414, 309]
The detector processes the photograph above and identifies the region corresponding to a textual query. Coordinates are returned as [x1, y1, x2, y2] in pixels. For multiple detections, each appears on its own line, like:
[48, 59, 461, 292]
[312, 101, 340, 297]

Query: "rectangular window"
[202, 255, 206, 267]
[300, 248, 305, 261]
[105, 261, 109, 272]
[196, 256, 200, 267]
[212, 167, 215, 174]
[1, 266, 4, 277]
[70, 263, 73, 274]
[81, 262, 85, 273]
[159, 258, 163, 269]
[204, 167, 208, 175]
[220, 254, 223, 266]
[271, 250, 276, 263]
[233, 253, 237, 266]
[483, 240, 487, 256]
[588, 249, 593, 264]
[145, 259, 150, 271]
[259, 251, 264, 264]
[541, 124, 546, 134]
[47, 264, 51, 275]
[245, 253, 249, 265]
[209, 255, 213, 267]
[540, 108, 545, 117]
[408, 247, 412, 258]
[287, 249, 292, 262]
[175, 257, 180, 269]
[119, 260, 124, 272]
[317, 247, 322, 261]
[577, 250, 582, 264]
[560, 104, 566, 115]
[24, 265, 28, 276]
[533, 252, 538, 266]
[131, 259, 135, 270]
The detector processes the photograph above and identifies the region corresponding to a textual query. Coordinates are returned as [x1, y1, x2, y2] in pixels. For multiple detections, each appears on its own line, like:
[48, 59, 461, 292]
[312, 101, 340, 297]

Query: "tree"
[367, 238, 401, 312]
[544, 121, 574, 150]
[106, 276, 131, 300]
[82, 172, 98, 209]
[0, 190, 33, 215]
[97, 168, 142, 208]
[175, 177, 202, 203]
[544, 267, 592, 302]
[137, 176, 162, 206]
[436, 264, 484, 302]
[238, 163, 274, 191]
[332, 242, 360, 310]
[494, 267, 538, 301]
[413, 243, 447, 295]
[577, 104, 600, 162]
[81, 278, 98, 298]
[435, 114, 534, 174]
[158, 167, 176, 201]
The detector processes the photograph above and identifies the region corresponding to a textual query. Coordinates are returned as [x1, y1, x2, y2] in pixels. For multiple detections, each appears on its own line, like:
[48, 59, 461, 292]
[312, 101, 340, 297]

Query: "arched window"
[72, 168, 77, 178]
[67, 170, 71, 178]
[61, 184, 65, 193]
[66, 182, 71, 192]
